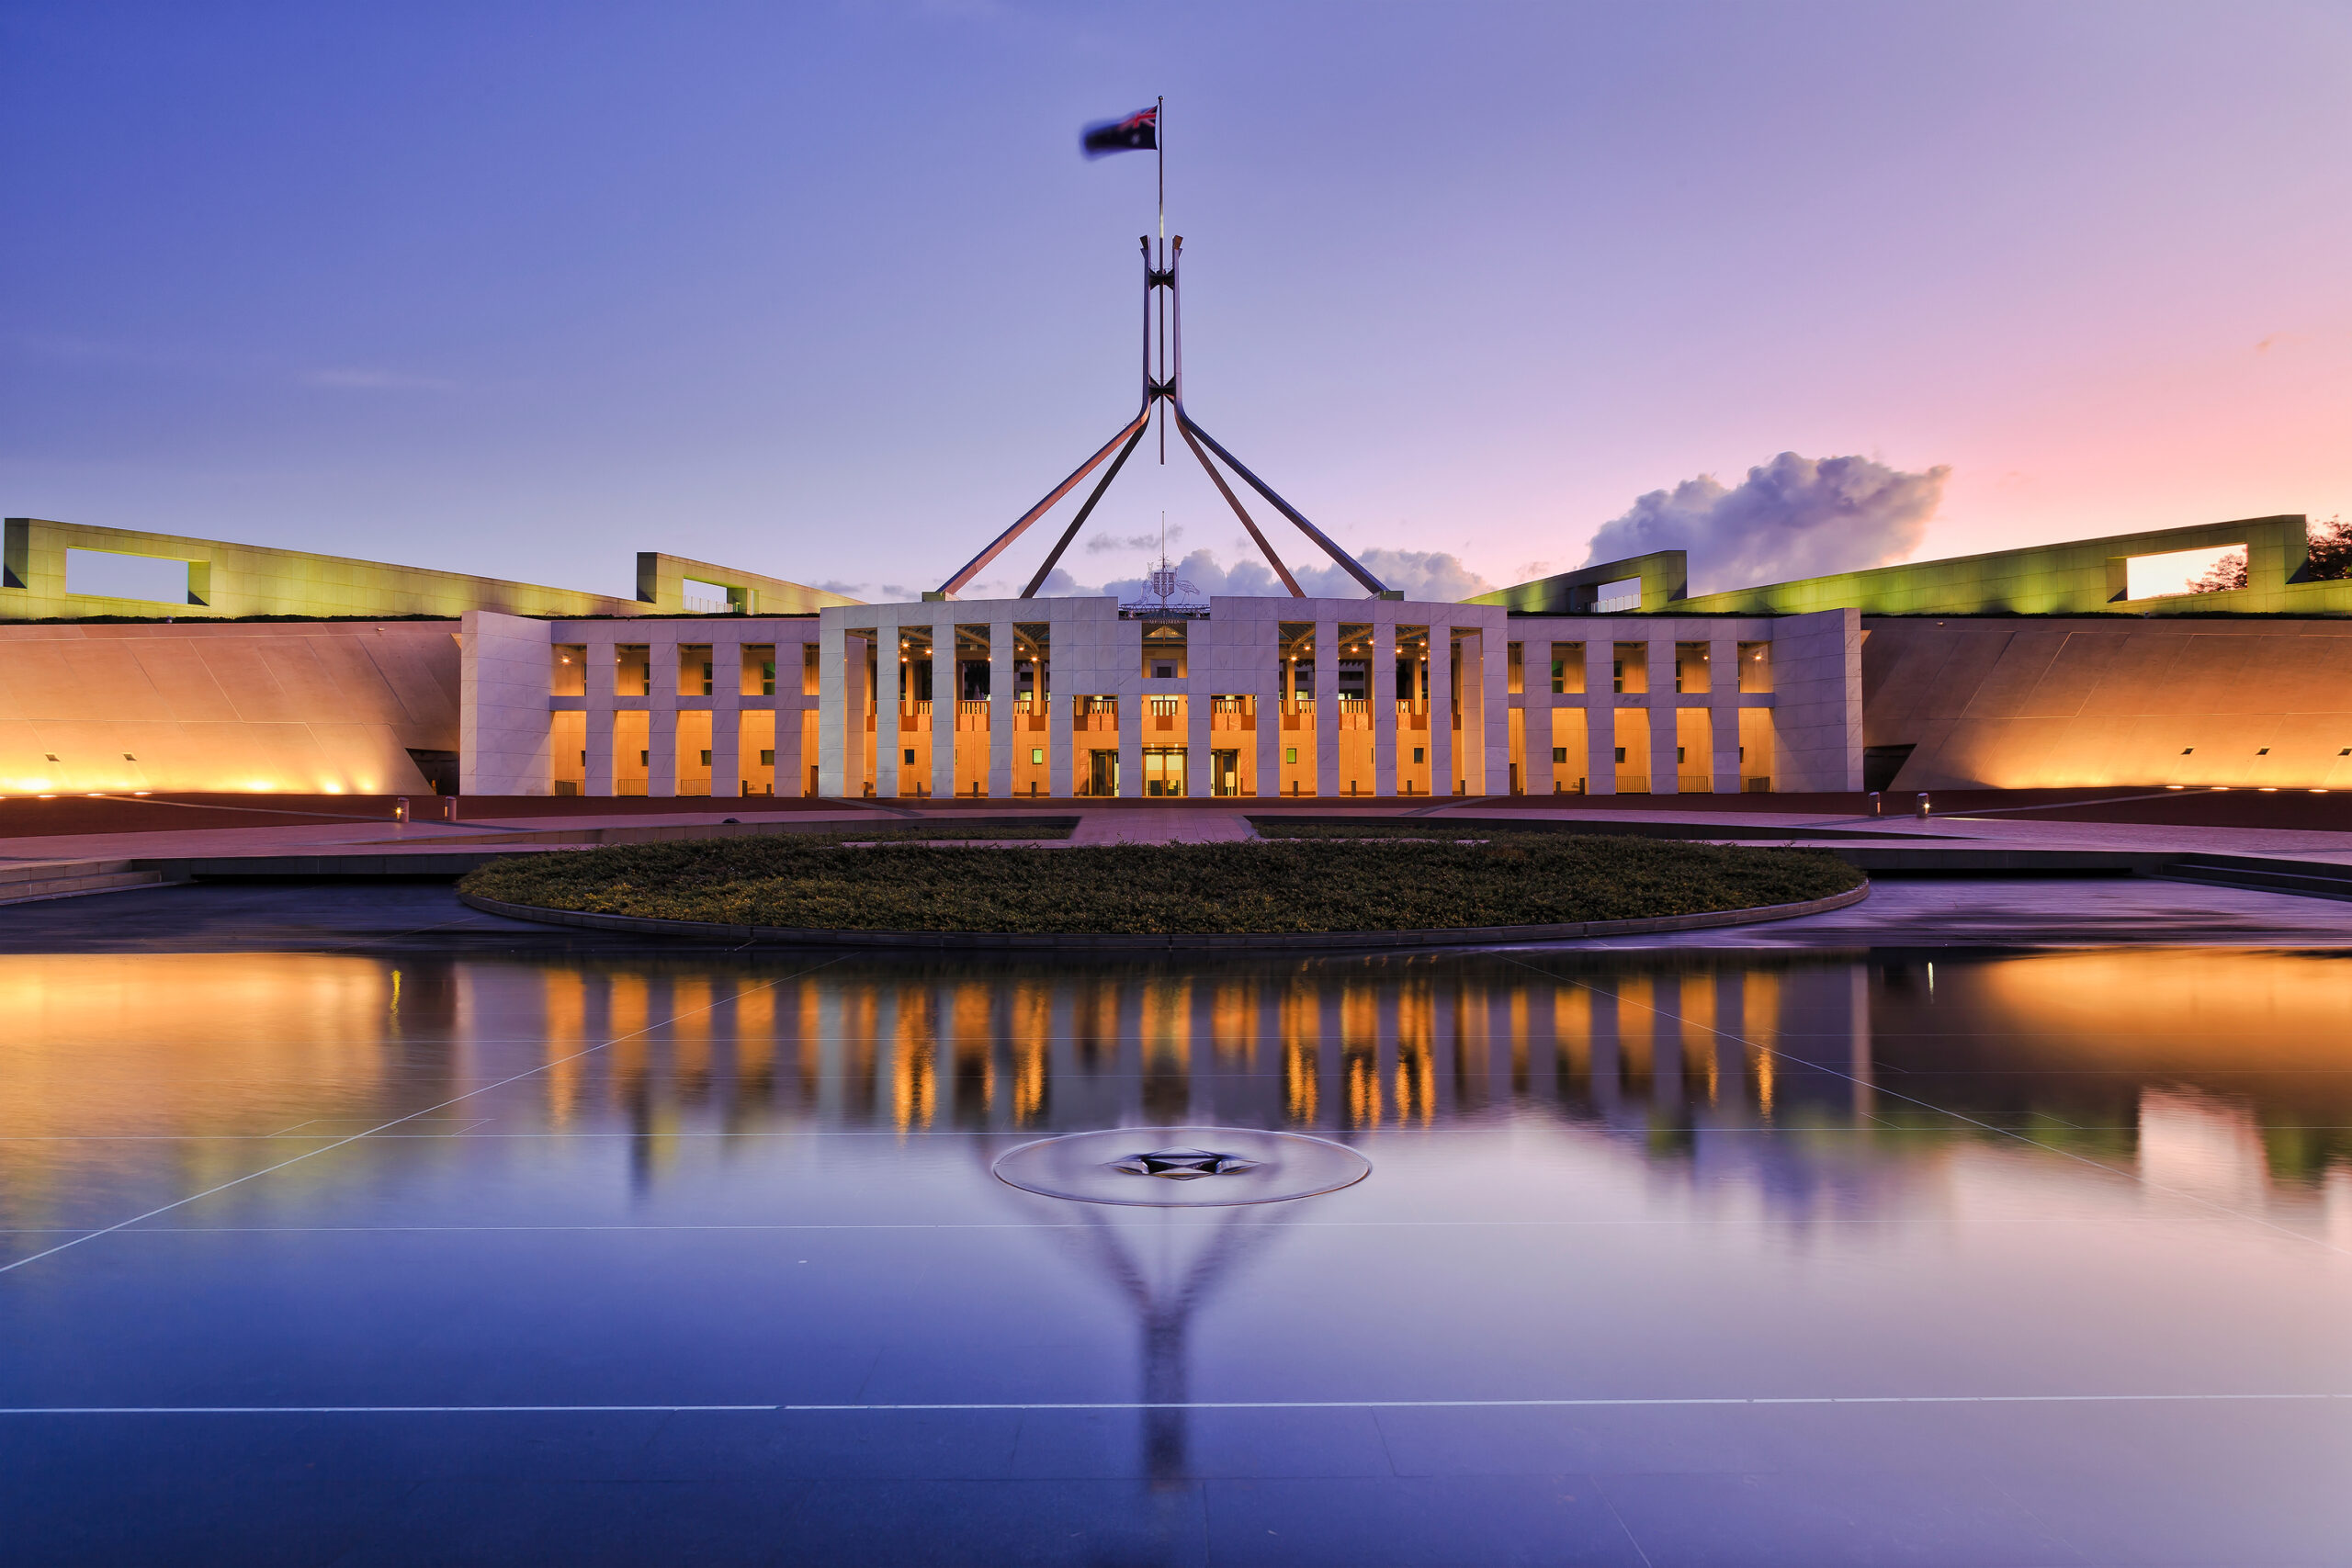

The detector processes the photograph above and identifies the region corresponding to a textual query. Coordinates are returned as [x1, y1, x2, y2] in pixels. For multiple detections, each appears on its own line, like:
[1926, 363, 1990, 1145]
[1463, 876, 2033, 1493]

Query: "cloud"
[1047, 545, 1494, 604]
[1084, 528, 1174, 555]
[1581, 452, 1948, 595]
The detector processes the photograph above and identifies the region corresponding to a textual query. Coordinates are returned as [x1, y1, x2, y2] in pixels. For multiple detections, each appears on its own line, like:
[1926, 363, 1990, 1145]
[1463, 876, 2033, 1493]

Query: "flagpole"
[1157, 95, 1167, 463]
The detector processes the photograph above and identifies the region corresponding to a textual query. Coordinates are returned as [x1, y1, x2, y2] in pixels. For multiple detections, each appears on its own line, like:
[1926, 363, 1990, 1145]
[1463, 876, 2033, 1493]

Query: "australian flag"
[1081, 106, 1158, 158]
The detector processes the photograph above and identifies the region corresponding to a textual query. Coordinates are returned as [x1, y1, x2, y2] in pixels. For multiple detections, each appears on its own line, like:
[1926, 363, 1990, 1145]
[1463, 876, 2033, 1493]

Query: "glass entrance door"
[1211, 749, 1239, 796]
[1142, 748, 1186, 797]
[1088, 749, 1120, 797]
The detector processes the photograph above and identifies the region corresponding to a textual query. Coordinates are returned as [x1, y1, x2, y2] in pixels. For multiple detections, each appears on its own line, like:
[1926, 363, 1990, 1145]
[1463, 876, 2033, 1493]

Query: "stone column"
[1479, 625, 1508, 796]
[1585, 639, 1615, 795]
[1314, 615, 1340, 798]
[1428, 629, 1453, 797]
[586, 629, 617, 797]
[1709, 634, 1740, 794]
[647, 632, 678, 799]
[932, 613, 956, 800]
[989, 619, 1016, 799]
[1647, 635, 1678, 796]
[817, 622, 847, 799]
[874, 615, 901, 800]
[1373, 611, 1397, 796]
[1185, 661, 1211, 798]
[708, 635, 741, 798]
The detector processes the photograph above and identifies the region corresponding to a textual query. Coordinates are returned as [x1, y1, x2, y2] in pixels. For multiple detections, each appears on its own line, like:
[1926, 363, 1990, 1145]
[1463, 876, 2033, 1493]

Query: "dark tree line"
[2188, 514, 2349, 594]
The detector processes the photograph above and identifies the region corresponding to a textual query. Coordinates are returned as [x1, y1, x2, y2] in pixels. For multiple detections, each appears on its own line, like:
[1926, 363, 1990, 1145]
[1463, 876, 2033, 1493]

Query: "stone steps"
[0, 860, 171, 906]
[2152, 854, 2352, 903]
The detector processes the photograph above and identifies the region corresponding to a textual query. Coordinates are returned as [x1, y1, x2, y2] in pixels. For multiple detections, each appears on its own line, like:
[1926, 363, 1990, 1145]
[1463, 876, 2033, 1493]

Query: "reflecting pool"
[5, 944, 2351, 1564]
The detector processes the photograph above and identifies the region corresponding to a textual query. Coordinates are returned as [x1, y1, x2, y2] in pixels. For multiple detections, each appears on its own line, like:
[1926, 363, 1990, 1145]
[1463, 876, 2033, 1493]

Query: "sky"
[3, 0, 2346, 605]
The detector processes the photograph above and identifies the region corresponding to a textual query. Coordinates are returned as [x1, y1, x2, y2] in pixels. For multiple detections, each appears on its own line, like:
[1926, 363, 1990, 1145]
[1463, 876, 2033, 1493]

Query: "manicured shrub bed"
[459, 832, 1862, 936]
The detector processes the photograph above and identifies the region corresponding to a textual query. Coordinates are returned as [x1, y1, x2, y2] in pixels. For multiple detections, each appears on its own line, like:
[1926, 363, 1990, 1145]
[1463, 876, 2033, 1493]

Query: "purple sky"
[3, 1, 2346, 604]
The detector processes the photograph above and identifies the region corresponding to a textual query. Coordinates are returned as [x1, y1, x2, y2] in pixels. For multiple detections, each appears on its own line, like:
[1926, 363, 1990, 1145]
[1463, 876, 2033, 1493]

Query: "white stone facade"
[456, 598, 1861, 799]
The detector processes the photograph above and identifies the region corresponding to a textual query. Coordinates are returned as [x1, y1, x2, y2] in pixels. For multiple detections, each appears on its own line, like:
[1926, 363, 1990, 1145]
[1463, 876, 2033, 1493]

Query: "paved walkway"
[1069, 809, 1257, 845]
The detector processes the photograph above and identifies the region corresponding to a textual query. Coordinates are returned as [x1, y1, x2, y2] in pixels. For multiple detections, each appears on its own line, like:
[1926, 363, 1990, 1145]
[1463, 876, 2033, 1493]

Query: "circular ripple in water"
[992, 1126, 1371, 1207]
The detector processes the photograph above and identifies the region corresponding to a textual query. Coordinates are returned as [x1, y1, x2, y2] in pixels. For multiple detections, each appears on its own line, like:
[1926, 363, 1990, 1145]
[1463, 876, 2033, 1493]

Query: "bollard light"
[1915, 793, 1931, 819]
[393, 797, 409, 824]
[1868, 791, 1882, 816]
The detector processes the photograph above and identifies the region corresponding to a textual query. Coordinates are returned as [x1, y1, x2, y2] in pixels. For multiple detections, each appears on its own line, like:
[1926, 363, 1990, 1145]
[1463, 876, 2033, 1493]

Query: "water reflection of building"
[10, 949, 2352, 1233]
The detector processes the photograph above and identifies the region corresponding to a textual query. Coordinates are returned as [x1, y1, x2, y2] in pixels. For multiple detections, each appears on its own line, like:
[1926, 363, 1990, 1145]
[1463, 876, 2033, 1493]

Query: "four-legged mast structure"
[930, 235, 1398, 602]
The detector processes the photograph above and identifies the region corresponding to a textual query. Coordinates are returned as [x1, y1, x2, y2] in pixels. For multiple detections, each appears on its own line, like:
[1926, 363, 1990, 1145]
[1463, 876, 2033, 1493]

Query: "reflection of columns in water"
[1651, 974, 1685, 1117]
[1317, 987, 1344, 1131]
[1526, 983, 1559, 1105]
[1589, 979, 1623, 1117]
[1280, 984, 1317, 1125]
[1710, 971, 1746, 1118]
[1430, 982, 1457, 1122]
[541, 967, 587, 1127]
[1848, 965, 1875, 1119]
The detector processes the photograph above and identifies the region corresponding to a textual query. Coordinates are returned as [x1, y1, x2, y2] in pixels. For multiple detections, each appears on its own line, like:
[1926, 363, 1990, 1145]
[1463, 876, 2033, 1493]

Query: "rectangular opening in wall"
[551, 645, 586, 696]
[681, 577, 738, 615]
[1611, 642, 1647, 694]
[615, 645, 650, 696]
[2125, 544, 2245, 600]
[1674, 642, 1711, 694]
[1737, 641, 1772, 694]
[1550, 642, 1584, 694]
[741, 644, 776, 696]
[1141, 620, 1187, 680]
[1589, 577, 1640, 614]
[66, 548, 192, 604]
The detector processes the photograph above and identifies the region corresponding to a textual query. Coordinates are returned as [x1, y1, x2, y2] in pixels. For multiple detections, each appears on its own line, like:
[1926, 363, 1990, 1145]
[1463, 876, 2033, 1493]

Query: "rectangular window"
[1674, 641, 1710, 694]
[758, 749, 775, 766]
[1552, 747, 1567, 763]
[1030, 748, 1044, 765]
[1550, 642, 1584, 695]
[616, 646, 650, 696]
[551, 645, 586, 696]
[699, 750, 713, 765]
[903, 748, 916, 765]
[741, 644, 776, 696]
[1613, 747, 1626, 763]
[1413, 747, 1426, 764]
[1286, 747, 1298, 764]
[679, 644, 714, 696]
[1506, 641, 1524, 695]
[1611, 643, 1646, 694]
[1737, 642, 1772, 694]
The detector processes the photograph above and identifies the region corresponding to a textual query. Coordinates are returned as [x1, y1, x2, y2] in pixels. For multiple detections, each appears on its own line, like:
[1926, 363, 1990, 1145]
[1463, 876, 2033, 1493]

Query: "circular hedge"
[458, 832, 1864, 937]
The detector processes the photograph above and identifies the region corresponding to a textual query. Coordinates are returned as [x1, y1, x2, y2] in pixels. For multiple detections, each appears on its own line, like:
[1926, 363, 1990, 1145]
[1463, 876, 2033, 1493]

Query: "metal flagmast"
[929, 100, 1396, 602]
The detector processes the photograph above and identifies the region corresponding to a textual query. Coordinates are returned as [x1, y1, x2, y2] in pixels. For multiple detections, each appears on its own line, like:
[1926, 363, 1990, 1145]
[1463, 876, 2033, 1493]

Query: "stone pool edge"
[456, 881, 1871, 953]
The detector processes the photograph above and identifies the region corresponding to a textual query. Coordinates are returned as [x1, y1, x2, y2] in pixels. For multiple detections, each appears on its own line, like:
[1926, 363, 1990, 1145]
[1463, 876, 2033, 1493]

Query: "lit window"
[1285, 748, 1298, 764]
[1030, 748, 1044, 764]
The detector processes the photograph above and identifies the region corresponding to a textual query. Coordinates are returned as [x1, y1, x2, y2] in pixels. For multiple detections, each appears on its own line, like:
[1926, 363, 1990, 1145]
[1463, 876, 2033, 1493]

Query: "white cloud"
[1581, 452, 1949, 595]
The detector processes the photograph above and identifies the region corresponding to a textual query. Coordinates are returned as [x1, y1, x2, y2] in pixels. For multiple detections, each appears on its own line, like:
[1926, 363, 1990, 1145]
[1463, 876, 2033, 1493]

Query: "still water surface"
[5, 945, 2350, 1563]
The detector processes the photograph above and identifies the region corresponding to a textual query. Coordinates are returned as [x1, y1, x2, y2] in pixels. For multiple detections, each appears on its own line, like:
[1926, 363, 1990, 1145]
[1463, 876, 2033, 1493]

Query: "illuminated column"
[1185, 655, 1210, 798]
[586, 630, 616, 797]
[1314, 614, 1340, 798]
[1420, 625, 1439, 799]
[1646, 634, 1677, 795]
[708, 635, 741, 798]
[932, 611, 955, 800]
[647, 633, 678, 799]
[1584, 639, 1615, 795]
[1710, 635, 1740, 794]
[875, 615, 902, 800]
[818, 620, 846, 798]
[989, 618, 1016, 799]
